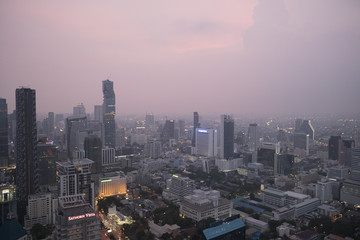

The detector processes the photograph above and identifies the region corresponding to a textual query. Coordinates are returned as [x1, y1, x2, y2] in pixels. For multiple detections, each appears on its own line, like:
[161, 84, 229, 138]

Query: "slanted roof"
[0, 218, 27, 240]
[203, 218, 245, 240]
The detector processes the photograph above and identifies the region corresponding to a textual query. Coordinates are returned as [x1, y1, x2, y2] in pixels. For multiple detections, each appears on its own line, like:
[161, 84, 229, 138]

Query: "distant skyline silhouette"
[1, 1, 359, 115]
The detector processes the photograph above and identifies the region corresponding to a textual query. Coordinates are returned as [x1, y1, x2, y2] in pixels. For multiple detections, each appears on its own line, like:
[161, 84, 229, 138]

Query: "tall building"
[93, 105, 103, 122]
[102, 147, 116, 166]
[220, 115, 234, 160]
[315, 180, 333, 203]
[295, 119, 314, 141]
[102, 80, 116, 148]
[274, 153, 294, 175]
[339, 139, 355, 167]
[84, 135, 102, 173]
[66, 116, 87, 160]
[0, 98, 8, 168]
[178, 120, 185, 139]
[294, 132, 309, 156]
[54, 194, 101, 240]
[144, 140, 162, 159]
[328, 136, 341, 160]
[195, 128, 218, 157]
[37, 143, 58, 186]
[192, 112, 200, 147]
[73, 103, 86, 117]
[15, 88, 39, 224]
[57, 159, 95, 208]
[161, 120, 175, 144]
[350, 147, 360, 181]
[24, 194, 52, 229]
[145, 113, 154, 129]
[248, 123, 259, 162]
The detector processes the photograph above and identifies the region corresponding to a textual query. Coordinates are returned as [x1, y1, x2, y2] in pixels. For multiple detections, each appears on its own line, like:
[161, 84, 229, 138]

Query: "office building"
[295, 119, 315, 141]
[15, 88, 39, 224]
[340, 179, 360, 205]
[57, 159, 95, 208]
[192, 112, 200, 147]
[195, 128, 218, 157]
[93, 105, 103, 122]
[257, 142, 280, 172]
[178, 120, 185, 139]
[102, 147, 115, 166]
[54, 194, 101, 240]
[66, 116, 87, 160]
[294, 198, 321, 218]
[244, 217, 268, 232]
[84, 135, 102, 173]
[180, 190, 232, 222]
[327, 166, 349, 180]
[99, 171, 127, 197]
[161, 120, 175, 144]
[103, 80, 116, 148]
[340, 139, 355, 167]
[328, 136, 341, 160]
[202, 215, 245, 240]
[37, 143, 58, 186]
[315, 180, 333, 203]
[248, 123, 259, 162]
[351, 147, 360, 181]
[294, 132, 309, 156]
[220, 115, 234, 160]
[274, 153, 294, 175]
[0, 98, 8, 168]
[24, 193, 52, 229]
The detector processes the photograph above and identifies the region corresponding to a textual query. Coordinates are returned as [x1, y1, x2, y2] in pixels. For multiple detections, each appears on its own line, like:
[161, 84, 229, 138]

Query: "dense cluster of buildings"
[0, 80, 359, 239]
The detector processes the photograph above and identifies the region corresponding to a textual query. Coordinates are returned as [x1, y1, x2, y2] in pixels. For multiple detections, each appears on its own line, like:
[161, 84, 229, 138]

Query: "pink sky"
[1, 0, 359, 116]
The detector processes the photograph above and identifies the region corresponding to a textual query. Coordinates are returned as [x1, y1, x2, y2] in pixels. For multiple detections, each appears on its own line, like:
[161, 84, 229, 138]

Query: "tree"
[31, 224, 48, 240]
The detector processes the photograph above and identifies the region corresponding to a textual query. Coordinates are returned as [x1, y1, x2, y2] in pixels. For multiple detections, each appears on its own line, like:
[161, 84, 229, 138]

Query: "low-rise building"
[180, 190, 232, 222]
[244, 217, 268, 232]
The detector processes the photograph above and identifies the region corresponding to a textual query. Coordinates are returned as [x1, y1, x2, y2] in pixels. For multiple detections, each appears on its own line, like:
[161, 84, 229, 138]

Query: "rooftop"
[203, 218, 245, 240]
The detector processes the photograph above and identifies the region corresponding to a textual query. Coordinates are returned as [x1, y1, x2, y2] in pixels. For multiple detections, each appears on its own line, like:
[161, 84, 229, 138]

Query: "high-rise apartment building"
[145, 113, 154, 129]
[103, 80, 116, 148]
[57, 159, 95, 208]
[192, 112, 200, 147]
[15, 88, 39, 224]
[195, 128, 218, 157]
[0, 98, 8, 168]
[24, 193, 52, 229]
[220, 115, 234, 160]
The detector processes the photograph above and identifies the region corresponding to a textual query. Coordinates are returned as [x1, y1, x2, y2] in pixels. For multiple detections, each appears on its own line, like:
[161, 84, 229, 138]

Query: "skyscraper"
[66, 116, 87, 160]
[195, 128, 218, 157]
[328, 136, 341, 160]
[220, 115, 234, 160]
[248, 123, 259, 162]
[15, 88, 39, 224]
[161, 120, 175, 144]
[94, 105, 103, 122]
[84, 135, 102, 173]
[192, 112, 200, 147]
[0, 98, 8, 168]
[295, 119, 314, 141]
[350, 147, 360, 181]
[57, 159, 95, 208]
[102, 80, 116, 148]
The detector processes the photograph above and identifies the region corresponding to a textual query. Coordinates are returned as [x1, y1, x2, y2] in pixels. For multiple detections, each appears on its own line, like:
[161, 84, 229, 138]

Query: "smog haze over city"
[1, 1, 360, 240]
[1, 0, 360, 116]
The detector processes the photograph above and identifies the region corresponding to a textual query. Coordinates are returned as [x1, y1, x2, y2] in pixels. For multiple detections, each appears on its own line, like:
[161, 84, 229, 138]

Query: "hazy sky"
[1, 0, 359, 116]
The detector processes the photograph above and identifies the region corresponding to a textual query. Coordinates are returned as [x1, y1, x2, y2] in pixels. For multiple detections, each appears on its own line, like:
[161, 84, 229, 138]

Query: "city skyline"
[1, 1, 360, 115]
